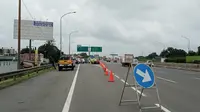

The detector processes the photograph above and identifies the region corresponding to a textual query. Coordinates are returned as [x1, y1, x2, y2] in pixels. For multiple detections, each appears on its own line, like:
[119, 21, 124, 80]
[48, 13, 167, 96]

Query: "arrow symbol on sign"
[136, 69, 151, 82]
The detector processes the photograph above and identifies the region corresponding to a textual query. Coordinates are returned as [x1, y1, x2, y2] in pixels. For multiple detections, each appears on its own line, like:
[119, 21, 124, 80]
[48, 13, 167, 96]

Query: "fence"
[0, 65, 52, 83]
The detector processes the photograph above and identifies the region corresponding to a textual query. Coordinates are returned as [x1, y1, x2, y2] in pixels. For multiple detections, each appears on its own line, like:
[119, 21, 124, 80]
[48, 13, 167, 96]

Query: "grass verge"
[0, 67, 55, 90]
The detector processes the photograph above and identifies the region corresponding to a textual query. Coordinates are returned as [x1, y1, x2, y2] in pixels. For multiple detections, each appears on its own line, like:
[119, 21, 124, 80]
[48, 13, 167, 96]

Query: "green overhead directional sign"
[77, 45, 88, 52]
[91, 47, 102, 52]
[77, 45, 102, 52]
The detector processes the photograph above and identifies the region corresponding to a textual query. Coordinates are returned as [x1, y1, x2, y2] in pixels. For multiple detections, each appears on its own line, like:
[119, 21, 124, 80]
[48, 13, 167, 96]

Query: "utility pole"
[17, 0, 21, 69]
[29, 39, 32, 60]
[181, 35, 191, 53]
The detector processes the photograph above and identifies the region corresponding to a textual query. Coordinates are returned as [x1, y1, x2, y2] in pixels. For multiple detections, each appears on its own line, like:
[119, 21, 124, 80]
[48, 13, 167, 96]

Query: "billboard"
[13, 19, 53, 40]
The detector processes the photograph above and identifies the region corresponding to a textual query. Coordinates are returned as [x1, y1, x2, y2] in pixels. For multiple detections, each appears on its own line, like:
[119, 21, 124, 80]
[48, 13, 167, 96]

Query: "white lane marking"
[114, 74, 171, 112]
[62, 64, 80, 112]
[95, 66, 171, 112]
[155, 104, 171, 112]
[94, 65, 101, 68]
[194, 77, 200, 80]
[115, 75, 120, 79]
[120, 79, 125, 83]
[157, 76, 177, 83]
[114, 74, 146, 97]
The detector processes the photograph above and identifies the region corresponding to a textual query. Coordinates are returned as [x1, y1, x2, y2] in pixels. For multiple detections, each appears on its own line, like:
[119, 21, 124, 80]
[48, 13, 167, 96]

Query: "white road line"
[62, 64, 80, 112]
[115, 74, 171, 112]
[194, 77, 200, 80]
[155, 104, 171, 112]
[114, 75, 120, 79]
[157, 76, 177, 83]
[120, 79, 125, 83]
[114, 74, 146, 97]
[94, 65, 101, 68]
[94, 66, 171, 112]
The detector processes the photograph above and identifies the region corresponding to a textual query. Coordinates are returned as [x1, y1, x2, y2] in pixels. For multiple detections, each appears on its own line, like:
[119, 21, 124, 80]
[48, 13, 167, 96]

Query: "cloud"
[1, 0, 200, 56]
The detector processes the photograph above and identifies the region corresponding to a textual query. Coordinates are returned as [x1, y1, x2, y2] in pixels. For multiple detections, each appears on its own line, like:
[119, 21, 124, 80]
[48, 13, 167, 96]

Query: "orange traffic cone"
[105, 68, 108, 76]
[108, 70, 114, 82]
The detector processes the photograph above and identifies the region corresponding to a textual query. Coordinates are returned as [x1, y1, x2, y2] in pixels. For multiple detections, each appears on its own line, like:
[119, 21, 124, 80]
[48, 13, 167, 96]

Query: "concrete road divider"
[154, 62, 200, 72]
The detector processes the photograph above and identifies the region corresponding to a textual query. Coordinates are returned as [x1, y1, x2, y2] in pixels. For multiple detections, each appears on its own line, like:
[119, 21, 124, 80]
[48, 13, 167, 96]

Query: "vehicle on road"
[120, 55, 133, 67]
[145, 60, 154, 67]
[90, 58, 100, 64]
[132, 59, 139, 66]
[84, 58, 90, 63]
[106, 58, 111, 62]
[75, 58, 81, 64]
[113, 59, 117, 63]
[81, 58, 85, 64]
[58, 55, 75, 71]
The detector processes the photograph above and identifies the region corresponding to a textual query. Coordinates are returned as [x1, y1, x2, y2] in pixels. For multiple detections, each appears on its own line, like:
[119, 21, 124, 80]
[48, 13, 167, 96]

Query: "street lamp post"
[181, 35, 191, 53]
[155, 41, 166, 50]
[60, 11, 76, 56]
[69, 31, 78, 55]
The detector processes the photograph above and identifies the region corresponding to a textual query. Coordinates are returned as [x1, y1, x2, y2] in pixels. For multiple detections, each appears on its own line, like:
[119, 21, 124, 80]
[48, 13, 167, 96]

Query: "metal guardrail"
[0, 64, 53, 82]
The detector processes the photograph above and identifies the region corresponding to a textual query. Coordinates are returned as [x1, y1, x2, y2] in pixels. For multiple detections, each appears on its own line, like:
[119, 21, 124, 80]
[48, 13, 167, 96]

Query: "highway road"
[0, 62, 200, 112]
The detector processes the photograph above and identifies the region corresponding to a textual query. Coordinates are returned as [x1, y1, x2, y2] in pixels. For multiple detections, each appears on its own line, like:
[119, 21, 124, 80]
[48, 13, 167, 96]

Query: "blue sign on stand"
[133, 64, 155, 88]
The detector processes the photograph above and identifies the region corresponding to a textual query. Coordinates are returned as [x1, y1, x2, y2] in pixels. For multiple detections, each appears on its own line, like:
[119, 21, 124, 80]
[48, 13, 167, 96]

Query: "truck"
[120, 54, 134, 67]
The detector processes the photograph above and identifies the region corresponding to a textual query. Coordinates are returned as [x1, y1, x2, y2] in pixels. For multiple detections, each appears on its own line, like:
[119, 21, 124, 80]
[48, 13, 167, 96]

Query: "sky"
[0, 0, 200, 56]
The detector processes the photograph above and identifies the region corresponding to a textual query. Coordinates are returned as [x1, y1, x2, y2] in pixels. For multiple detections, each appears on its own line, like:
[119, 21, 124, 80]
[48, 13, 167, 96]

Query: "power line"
[22, 0, 34, 19]
[21, 0, 45, 39]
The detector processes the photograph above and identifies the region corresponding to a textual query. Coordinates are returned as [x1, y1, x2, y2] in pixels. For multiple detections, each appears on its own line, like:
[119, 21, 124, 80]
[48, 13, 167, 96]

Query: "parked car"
[58, 55, 75, 71]
[145, 60, 154, 67]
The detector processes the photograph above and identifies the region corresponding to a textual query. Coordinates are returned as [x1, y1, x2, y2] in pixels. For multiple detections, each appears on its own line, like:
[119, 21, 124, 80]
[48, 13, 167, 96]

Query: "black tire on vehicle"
[71, 66, 74, 71]
[58, 67, 62, 71]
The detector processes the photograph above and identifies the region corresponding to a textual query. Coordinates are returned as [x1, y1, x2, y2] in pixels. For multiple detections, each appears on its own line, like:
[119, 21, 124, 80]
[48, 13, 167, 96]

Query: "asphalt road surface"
[0, 62, 200, 112]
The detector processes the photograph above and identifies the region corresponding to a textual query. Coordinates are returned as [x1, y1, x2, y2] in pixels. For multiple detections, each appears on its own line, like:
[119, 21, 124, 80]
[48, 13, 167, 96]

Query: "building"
[0, 47, 17, 56]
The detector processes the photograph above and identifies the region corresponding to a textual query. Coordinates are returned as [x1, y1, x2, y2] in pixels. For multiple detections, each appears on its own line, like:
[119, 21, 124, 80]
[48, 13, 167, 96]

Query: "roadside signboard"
[124, 54, 133, 63]
[77, 46, 89, 52]
[91, 47, 102, 52]
[13, 19, 53, 40]
[133, 64, 155, 88]
[110, 54, 118, 56]
[77, 45, 102, 52]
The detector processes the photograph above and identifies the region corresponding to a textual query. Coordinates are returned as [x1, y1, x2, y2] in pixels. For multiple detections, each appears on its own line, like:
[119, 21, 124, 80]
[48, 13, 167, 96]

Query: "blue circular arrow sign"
[133, 64, 155, 88]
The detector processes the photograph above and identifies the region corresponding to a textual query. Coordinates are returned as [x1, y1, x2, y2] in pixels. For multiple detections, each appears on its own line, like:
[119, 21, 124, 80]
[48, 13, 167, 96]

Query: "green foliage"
[187, 50, 197, 56]
[0, 49, 3, 54]
[160, 47, 187, 58]
[80, 53, 88, 58]
[21, 47, 35, 54]
[165, 57, 186, 63]
[146, 52, 158, 59]
[198, 46, 200, 55]
[186, 56, 200, 63]
[38, 40, 60, 63]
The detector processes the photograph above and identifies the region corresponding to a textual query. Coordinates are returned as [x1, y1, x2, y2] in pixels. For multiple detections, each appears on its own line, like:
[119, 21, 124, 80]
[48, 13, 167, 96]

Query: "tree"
[80, 53, 88, 58]
[38, 40, 60, 63]
[21, 47, 35, 54]
[146, 52, 158, 59]
[188, 50, 196, 56]
[160, 49, 169, 58]
[0, 49, 3, 55]
[160, 47, 187, 58]
[197, 46, 200, 55]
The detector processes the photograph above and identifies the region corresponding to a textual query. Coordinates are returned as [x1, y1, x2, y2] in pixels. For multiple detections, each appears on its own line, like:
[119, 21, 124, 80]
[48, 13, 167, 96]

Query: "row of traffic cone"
[100, 61, 114, 82]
